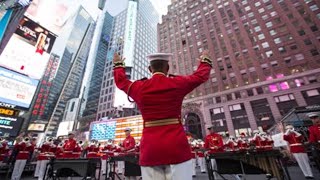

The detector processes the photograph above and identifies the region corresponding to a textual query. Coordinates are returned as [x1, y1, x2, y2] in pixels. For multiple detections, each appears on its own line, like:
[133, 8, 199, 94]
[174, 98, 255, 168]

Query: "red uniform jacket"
[308, 124, 320, 143]
[62, 138, 77, 158]
[250, 136, 265, 151]
[123, 135, 135, 152]
[196, 143, 205, 158]
[237, 139, 248, 151]
[101, 145, 115, 160]
[264, 138, 274, 151]
[86, 145, 99, 158]
[15, 142, 35, 160]
[224, 141, 237, 152]
[204, 133, 224, 153]
[114, 62, 211, 166]
[0, 141, 9, 161]
[283, 133, 305, 153]
[37, 143, 55, 160]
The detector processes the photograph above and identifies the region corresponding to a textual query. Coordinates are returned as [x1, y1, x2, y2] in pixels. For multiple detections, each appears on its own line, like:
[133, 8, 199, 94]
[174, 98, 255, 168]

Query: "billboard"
[56, 121, 74, 137]
[0, 103, 24, 137]
[27, 123, 46, 131]
[0, 16, 57, 80]
[90, 115, 143, 142]
[25, 0, 78, 34]
[112, 1, 137, 109]
[0, 67, 39, 109]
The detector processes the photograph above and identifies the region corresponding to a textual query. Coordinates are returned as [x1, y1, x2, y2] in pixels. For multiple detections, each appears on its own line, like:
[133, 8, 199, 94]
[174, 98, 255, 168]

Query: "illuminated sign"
[0, 102, 16, 109]
[0, 116, 24, 137]
[90, 115, 143, 142]
[31, 54, 60, 118]
[0, 67, 39, 109]
[0, 107, 19, 117]
[0, 16, 57, 79]
[113, 1, 137, 109]
[123, 0, 137, 67]
[27, 123, 46, 131]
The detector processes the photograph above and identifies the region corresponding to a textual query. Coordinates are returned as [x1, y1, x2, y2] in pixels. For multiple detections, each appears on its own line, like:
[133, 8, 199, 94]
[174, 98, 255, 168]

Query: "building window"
[298, 30, 306, 36]
[256, 87, 264, 94]
[70, 102, 75, 112]
[262, 42, 270, 48]
[295, 54, 304, 61]
[274, 94, 295, 103]
[304, 39, 312, 45]
[310, 49, 319, 56]
[216, 96, 221, 103]
[266, 21, 273, 28]
[274, 38, 281, 44]
[306, 89, 320, 97]
[212, 107, 224, 114]
[247, 89, 254, 96]
[229, 104, 243, 111]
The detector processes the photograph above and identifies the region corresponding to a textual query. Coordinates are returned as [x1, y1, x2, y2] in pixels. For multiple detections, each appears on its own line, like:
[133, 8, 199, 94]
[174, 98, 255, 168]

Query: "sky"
[82, 0, 171, 20]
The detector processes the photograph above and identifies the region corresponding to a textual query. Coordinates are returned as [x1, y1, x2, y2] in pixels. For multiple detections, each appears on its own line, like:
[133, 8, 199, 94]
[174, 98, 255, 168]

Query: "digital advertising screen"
[90, 115, 143, 143]
[0, 67, 39, 109]
[0, 16, 56, 80]
[0, 115, 24, 137]
[27, 123, 46, 132]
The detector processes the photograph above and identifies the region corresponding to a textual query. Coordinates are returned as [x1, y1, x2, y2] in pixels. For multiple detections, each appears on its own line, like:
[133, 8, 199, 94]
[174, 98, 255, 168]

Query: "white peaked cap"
[307, 112, 319, 118]
[253, 130, 260, 134]
[147, 53, 173, 62]
[285, 125, 294, 129]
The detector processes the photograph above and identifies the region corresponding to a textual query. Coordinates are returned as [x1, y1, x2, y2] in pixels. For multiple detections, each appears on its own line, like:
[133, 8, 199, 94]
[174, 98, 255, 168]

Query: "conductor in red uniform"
[113, 50, 212, 180]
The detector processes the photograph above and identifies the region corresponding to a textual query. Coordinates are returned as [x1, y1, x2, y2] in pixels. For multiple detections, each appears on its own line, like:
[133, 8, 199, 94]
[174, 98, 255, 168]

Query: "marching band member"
[196, 139, 206, 173]
[62, 132, 77, 159]
[237, 133, 248, 151]
[35, 137, 56, 180]
[188, 136, 197, 177]
[114, 143, 124, 174]
[86, 139, 100, 158]
[11, 137, 35, 180]
[122, 127, 140, 180]
[101, 140, 116, 175]
[224, 136, 238, 152]
[204, 126, 224, 179]
[261, 132, 274, 151]
[308, 112, 320, 144]
[0, 137, 9, 166]
[283, 125, 313, 179]
[250, 130, 265, 151]
[55, 142, 64, 159]
[113, 49, 212, 180]
[73, 140, 84, 158]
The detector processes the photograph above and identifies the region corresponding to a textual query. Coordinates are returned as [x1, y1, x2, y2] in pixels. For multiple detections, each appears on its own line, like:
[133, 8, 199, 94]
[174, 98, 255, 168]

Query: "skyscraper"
[79, 9, 114, 131]
[29, 6, 95, 136]
[95, 0, 159, 120]
[159, 0, 320, 137]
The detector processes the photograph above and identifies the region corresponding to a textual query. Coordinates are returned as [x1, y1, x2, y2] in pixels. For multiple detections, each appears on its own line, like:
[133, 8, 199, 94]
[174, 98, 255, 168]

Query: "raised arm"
[113, 53, 133, 93]
[175, 50, 212, 95]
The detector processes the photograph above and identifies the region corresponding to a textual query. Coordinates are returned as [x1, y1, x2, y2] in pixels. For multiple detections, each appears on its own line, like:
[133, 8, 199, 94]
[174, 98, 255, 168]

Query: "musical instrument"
[107, 153, 140, 180]
[46, 158, 101, 180]
[206, 150, 291, 180]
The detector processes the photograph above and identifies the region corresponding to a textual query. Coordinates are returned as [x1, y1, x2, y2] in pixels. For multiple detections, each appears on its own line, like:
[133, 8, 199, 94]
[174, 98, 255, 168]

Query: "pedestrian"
[283, 124, 313, 179]
[113, 49, 212, 180]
